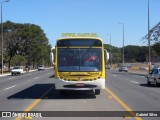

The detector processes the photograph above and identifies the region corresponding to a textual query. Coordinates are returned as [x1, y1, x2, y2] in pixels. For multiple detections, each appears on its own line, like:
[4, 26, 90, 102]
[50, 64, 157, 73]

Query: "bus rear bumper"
[55, 78, 105, 90]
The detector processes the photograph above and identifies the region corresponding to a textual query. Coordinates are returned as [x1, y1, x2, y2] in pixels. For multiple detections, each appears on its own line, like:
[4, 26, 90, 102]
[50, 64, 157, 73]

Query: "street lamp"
[1, 0, 9, 74]
[148, 0, 151, 72]
[106, 34, 112, 66]
[118, 22, 125, 66]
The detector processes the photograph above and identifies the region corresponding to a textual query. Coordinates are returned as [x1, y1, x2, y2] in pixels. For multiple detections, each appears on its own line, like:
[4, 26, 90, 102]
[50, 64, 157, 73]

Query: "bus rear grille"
[63, 84, 97, 88]
[65, 79, 96, 81]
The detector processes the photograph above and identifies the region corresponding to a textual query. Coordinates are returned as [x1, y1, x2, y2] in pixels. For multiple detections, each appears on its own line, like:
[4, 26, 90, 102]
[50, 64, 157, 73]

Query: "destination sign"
[62, 33, 98, 37]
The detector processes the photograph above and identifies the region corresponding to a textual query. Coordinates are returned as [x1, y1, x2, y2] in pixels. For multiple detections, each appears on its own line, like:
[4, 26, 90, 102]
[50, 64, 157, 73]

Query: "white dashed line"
[4, 85, 16, 90]
[113, 75, 117, 77]
[34, 77, 39, 79]
[131, 81, 140, 84]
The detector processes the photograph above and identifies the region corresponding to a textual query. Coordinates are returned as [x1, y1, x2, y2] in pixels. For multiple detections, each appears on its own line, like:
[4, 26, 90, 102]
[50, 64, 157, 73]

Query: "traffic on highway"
[0, 0, 160, 120]
[0, 68, 160, 120]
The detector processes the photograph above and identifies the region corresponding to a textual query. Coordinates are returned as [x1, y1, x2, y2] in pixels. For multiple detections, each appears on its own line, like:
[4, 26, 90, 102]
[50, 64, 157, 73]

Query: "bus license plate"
[76, 83, 84, 87]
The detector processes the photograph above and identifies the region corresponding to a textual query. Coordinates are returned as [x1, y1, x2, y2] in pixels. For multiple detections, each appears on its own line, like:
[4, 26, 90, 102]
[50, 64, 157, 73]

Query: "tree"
[10, 55, 26, 66]
[3, 21, 21, 67]
[104, 44, 152, 63]
[124, 45, 140, 62]
[143, 22, 160, 43]
[17, 24, 50, 68]
[104, 44, 122, 63]
[152, 42, 160, 56]
[2, 21, 51, 68]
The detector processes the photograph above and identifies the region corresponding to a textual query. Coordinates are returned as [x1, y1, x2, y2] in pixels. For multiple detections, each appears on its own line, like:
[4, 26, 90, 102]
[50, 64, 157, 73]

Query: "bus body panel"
[55, 78, 105, 90]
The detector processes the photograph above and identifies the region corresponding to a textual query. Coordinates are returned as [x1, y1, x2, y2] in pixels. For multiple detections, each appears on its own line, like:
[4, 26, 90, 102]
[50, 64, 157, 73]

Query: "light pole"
[118, 22, 125, 66]
[148, 0, 151, 72]
[106, 34, 112, 66]
[1, 0, 9, 74]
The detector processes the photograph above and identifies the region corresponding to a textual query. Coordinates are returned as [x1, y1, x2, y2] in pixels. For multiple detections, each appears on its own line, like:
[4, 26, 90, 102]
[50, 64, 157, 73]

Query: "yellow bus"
[51, 37, 108, 95]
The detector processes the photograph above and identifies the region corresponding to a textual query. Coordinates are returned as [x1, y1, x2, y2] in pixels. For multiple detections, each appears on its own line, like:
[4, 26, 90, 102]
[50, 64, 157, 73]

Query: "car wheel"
[154, 79, 158, 86]
[95, 89, 100, 95]
[147, 78, 151, 85]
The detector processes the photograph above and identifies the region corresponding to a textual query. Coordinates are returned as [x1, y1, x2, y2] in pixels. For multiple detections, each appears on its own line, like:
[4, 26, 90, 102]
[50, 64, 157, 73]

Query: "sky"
[2, 0, 160, 47]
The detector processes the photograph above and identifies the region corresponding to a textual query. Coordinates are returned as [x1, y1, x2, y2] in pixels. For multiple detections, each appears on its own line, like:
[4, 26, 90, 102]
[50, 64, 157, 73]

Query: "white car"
[11, 66, 24, 75]
[38, 65, 45, 71]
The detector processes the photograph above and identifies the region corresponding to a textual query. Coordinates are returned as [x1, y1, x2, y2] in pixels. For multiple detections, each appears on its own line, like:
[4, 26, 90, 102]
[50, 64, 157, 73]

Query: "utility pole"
[148, 0, 151, 72]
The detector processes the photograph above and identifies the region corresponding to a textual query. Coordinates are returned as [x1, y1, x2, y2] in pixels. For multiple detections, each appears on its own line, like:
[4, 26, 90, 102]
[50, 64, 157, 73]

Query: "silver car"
[146, 68, 160, 86]
[119, 66, 128, 72]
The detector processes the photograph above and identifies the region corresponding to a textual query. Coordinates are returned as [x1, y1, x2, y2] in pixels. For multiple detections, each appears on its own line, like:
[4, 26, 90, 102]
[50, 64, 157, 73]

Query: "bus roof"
[57, 37, 103, 42]
[55, 37, 103, 47]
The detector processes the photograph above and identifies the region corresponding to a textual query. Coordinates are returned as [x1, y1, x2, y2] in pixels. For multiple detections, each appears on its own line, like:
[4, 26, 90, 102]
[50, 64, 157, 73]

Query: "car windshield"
[39, 65, 44, 67]
[122, 66, 127, 68]
[13, 67, 20, 69]
[58, 48, 102, 72]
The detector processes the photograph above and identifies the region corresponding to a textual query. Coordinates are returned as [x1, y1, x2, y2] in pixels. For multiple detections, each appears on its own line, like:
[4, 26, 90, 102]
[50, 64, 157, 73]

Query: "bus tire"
[95, 89, 100, 95]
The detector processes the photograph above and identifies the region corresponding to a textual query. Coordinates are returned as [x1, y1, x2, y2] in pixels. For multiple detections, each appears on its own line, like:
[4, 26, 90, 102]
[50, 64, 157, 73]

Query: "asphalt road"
[0, 68, 160, 120]
[106, 69, 160, 120]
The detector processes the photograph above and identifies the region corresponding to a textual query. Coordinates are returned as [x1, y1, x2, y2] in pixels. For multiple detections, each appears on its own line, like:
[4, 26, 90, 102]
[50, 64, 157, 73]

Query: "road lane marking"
[131, 81, 140, 84]
[105, 87, 142, 120]
[4, 85, 16, 90]
[15, 86, 54, 120]
[113, 75, 117, 77]
[8, 77, 15, 80]
[34, 77, 39, 79]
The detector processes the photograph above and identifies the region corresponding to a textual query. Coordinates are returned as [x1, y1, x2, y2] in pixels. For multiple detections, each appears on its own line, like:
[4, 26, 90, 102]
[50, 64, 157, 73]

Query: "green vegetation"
[1, 21, 52, 68]
[0, 20, 160, 68]
[105, 21, 160, 64]
[104, 44, 159, 64]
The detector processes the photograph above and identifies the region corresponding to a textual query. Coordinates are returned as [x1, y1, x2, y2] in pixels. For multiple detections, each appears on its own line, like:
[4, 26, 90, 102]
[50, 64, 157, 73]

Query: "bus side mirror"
[104, 49, 109, 64]
[50, 52, 55, 66]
